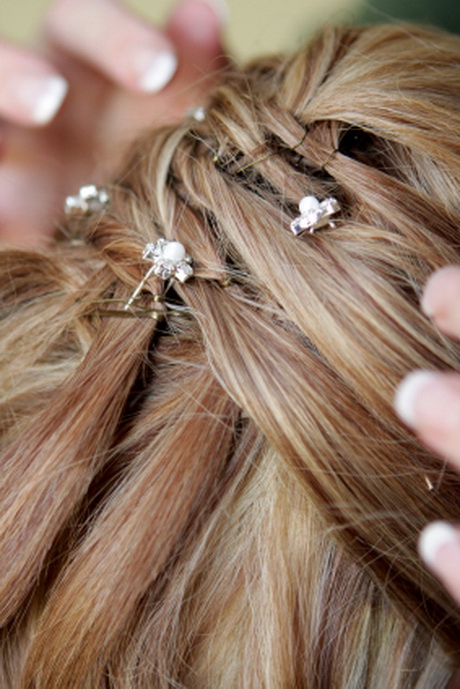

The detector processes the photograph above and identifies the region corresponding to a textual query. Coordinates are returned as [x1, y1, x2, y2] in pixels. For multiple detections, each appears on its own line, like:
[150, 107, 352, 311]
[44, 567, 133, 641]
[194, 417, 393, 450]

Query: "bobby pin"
[89, 294, 168, 320]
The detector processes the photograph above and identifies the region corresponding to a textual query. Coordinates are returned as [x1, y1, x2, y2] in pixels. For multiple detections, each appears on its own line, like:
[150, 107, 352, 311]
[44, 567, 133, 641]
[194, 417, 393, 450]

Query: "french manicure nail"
[418, 520, 458, 568]
[138, 50, 178, 93]
[15, 74, 68, 125]
[394, 369, 438, 427]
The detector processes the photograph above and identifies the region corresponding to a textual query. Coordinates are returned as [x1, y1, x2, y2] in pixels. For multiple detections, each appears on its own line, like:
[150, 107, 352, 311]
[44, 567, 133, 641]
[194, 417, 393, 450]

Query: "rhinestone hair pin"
[190, 105, 206, 122]
[125, 239, 194, 310]
[90, 240, 194, 320]
[290, 195, 340, 235]
[65, 185, 109, 215]
[64, 185, 194, 319]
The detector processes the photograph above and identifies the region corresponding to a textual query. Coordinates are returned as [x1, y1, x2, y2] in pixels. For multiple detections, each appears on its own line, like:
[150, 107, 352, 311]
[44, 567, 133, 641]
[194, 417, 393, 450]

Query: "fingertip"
[418, 520, 458, 569]
[168, 0, 227, 49]
[0, 54, 68, 127]
[199, 0, 229, 26]
[30, 75, 68, 126]
[46, 0, 178, 94]
[393, 369, 438, 428]
[421, 264, 460, 319]
[137, 51, 178, 94]
[418, 521, 460, 606]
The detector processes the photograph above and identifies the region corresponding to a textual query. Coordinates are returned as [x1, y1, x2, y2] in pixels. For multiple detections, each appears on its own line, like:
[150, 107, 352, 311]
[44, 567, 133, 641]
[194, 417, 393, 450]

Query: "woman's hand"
[394, 265, 460, 605]
[0, 0, 226, 245]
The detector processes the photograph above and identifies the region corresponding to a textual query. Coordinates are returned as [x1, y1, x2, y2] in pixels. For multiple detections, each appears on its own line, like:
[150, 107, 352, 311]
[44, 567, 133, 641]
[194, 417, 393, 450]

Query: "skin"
[396, 266, 460, 599]
[0, 0, 227, 244]
[395, 266, 460, 688]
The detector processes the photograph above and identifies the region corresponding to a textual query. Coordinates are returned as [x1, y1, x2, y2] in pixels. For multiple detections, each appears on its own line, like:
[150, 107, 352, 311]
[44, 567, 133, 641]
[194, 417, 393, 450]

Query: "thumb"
[166, 0, 228, 68]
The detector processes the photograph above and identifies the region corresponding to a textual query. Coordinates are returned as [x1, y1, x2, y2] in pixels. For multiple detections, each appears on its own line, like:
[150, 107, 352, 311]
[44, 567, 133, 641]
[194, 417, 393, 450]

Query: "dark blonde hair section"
[1, 23, 460, 689]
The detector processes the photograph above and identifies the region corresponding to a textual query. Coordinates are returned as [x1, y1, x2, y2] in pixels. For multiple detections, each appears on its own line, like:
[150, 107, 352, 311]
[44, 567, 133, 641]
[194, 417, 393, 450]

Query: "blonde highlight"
[1, 22, 460, 688]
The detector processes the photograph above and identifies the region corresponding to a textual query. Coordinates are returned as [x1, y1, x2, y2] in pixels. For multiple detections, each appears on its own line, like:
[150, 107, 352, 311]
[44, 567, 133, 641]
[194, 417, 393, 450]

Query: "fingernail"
[15, 74, 68, 125]
[419, 521, 458, 568]
[394, 369, 438, 427]
[137, 50, 178, 93]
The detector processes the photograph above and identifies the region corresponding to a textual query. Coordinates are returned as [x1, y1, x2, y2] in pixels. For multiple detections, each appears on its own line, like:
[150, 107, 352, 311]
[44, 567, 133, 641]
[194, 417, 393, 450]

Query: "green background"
[1, 0, 459, 63]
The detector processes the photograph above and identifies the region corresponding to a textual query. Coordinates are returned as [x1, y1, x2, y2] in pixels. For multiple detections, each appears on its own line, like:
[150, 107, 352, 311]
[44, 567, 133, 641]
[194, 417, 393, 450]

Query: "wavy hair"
[1, 23, 460, 689]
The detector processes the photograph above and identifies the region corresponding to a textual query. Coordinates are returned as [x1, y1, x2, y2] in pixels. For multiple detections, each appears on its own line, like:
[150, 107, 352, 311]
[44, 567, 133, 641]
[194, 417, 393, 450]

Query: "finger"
[421, 265, 460, 340]
[165, 0, 228, 108]
[394, 370, 460, 472]
[0, 43, 67, 126]
[167, 0, 228, 57]
[419, 521, 460, 606]
[46, 0, 178, 94]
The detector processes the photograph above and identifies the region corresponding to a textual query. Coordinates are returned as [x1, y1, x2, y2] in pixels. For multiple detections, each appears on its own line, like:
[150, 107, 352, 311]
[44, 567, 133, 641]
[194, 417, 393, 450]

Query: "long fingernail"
[136, 50, 178, 93]
[14, 74, 68, 125]
[419, 521, 458, 568]
[394, 370, 438, 427]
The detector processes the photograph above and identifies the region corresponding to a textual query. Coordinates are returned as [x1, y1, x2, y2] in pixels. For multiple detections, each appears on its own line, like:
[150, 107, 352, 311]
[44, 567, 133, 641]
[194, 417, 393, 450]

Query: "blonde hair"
[1, 22, 460, 689]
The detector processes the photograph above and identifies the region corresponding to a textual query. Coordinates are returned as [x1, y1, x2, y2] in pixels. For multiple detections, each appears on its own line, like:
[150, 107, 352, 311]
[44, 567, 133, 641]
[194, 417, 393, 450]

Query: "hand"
[0, 0, 226, 245]
[394, 265, 460, 605]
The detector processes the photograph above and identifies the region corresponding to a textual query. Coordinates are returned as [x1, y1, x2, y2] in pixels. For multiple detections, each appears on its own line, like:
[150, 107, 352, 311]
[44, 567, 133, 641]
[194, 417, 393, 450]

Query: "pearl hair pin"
[124, 239, 194, 310]
[67, 185, 341, 322]
[64, 185, 195, 319]
[190, 105, 206, 122]
[65, 185, 109, 215]
[290, 195, 340, 235]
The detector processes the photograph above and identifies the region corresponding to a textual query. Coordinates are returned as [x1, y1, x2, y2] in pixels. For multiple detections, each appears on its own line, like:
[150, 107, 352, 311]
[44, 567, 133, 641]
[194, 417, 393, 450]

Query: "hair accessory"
[190, 106, 206, 122]
[125, 239, 194, 310]
[65, 185, 109, 215]
[90, 294, 168, 320]
[290, 195, 340, 235]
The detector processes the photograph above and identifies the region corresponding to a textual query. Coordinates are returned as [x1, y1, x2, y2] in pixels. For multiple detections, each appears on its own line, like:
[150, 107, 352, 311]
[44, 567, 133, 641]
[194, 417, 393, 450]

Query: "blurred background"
[0, 0, 459, 62]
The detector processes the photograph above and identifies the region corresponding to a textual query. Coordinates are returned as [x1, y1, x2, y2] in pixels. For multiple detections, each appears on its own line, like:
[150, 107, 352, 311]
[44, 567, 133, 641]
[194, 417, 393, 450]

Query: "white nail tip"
[139, 52, 178, 93]
[32, 76, 68, 125]
[419, 521, 458, 568]
[394, 370, 438, 427]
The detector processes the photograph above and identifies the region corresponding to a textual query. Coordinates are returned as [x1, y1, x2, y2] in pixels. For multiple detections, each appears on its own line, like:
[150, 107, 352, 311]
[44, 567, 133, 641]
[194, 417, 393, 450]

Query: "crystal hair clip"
[125, 239, 194, 310]
[290, 195, 340, 235]
[90, 240, 194, 320]
[65, 185, 109, 215]
[190, 106, 206, 122]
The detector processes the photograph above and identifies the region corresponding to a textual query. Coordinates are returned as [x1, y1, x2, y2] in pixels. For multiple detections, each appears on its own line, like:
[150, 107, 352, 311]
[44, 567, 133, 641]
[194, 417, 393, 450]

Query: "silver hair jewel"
[290, 195, 340, 235]
[65, 185, 109, 215]
[125, 239, 194, 310]
[190, 106, 206, 122]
